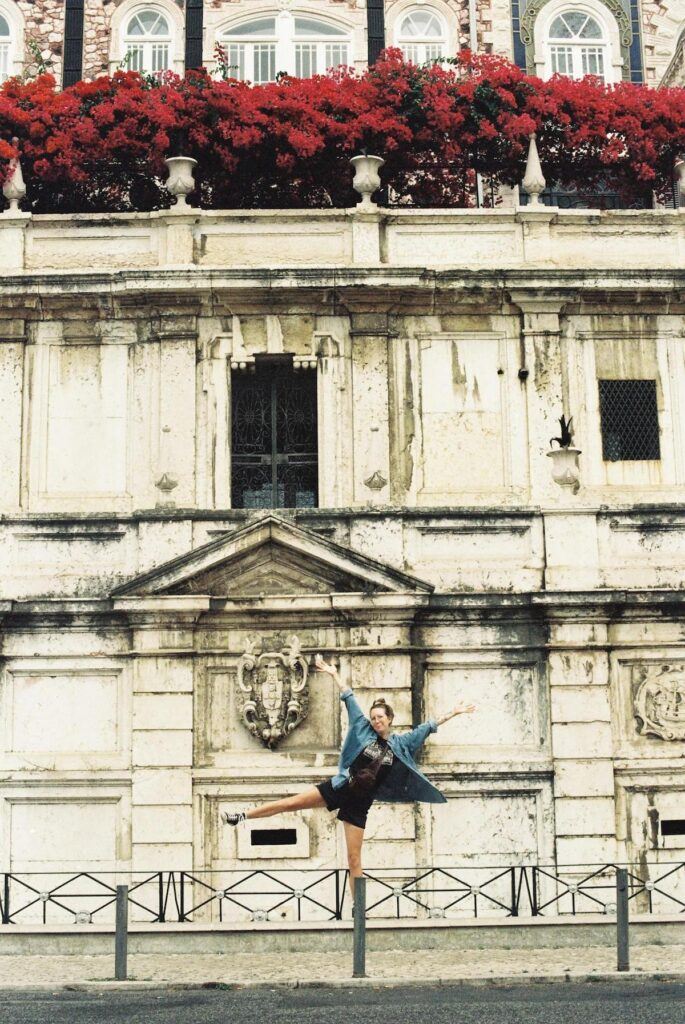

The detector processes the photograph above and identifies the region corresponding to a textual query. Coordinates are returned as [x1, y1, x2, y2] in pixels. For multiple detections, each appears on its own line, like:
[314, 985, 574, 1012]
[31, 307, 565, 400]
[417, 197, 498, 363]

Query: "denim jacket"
[331, 689, 447, 804]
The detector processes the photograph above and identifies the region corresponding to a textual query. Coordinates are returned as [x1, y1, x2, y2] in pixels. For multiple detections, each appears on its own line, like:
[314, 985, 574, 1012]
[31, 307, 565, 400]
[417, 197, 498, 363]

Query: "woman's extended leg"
[342, 820, 365, 900]
[245, 786, 326, 820]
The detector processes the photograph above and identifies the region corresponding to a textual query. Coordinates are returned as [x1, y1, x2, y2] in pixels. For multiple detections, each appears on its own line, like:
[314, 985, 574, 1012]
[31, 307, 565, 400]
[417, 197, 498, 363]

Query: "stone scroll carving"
[236, 636, 309, 748]
[634, 665, 685, 741]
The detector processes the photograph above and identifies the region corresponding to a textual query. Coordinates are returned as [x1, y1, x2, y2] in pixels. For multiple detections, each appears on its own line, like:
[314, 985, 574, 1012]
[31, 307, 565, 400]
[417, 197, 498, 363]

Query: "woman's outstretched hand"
[314, 653, 338, 676]
[314, 653, 348, 693]
[437, 702, 477, 726]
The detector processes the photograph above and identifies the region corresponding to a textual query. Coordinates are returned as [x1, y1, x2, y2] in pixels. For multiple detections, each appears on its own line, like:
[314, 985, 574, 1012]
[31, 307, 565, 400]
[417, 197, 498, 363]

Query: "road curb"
[3, 971, 685, 993]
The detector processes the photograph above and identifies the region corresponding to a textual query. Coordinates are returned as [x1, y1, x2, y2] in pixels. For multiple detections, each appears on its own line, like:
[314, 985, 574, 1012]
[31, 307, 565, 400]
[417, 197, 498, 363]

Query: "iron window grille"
[231, 358, 318, 509]
[598, 379, 660, 462]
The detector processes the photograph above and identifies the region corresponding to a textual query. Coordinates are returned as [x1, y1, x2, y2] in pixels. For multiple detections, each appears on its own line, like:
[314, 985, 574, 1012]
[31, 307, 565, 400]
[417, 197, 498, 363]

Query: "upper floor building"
[0, 0, 683, 94]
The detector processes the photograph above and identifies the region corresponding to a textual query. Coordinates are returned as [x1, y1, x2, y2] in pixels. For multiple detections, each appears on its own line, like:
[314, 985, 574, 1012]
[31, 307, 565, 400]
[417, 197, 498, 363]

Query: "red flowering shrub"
[1, 51, 684, 212]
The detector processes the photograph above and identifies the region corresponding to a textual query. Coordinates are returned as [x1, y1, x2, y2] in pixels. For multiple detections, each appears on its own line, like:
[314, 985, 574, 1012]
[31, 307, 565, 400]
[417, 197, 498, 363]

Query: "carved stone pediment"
[634, 665, 685, 741]
[111, 514, 432, 599]
[236, 635, 309, 748]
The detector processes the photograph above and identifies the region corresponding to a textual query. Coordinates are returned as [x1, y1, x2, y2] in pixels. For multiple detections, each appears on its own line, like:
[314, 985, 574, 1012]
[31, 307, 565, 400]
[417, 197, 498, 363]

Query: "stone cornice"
[2, 267, 685, 294]
[2, 589, 684, 623]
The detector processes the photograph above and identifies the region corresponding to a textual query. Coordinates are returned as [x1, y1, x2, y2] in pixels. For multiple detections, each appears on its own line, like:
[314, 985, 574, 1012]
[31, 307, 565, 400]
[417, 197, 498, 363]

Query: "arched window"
[546, 10, 608, 80]
[0, 13, 12, 83]
[123, 8, 173, 74]
[396, 8, 447, 63]
[219, 13, 351, 83]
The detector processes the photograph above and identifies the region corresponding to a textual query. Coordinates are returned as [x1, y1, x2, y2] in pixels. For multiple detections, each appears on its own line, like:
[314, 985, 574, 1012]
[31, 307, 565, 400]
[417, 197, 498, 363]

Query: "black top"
[350, 738, 396, 792]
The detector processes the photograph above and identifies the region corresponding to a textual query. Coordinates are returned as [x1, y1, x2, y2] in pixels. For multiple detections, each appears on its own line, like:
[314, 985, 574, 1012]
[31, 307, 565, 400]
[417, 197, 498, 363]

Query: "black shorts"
[317, 778, 374, 830]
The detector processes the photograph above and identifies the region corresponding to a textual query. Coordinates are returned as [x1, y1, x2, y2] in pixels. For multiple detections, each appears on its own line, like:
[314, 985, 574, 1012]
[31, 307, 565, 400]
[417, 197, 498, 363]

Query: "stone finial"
[350, 154, 385, 210]
[164, 155, 197, 210]
[2, 138, 27, 215]
[522, 133, 546, 206]
[155, 472, 178, 507]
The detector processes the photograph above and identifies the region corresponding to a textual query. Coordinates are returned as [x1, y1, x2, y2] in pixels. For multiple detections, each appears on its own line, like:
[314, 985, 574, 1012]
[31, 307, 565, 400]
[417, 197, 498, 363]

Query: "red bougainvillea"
[1, 50, 684, 212]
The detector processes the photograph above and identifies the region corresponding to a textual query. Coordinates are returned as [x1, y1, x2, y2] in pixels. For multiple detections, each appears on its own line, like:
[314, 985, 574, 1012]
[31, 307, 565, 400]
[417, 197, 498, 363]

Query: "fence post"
[2, 874, 9, 924]
[158, 872, 165, 924]
[352, 876, 366, 979]
[510, 867, 518, 917]
[616, 868, 630, 972]
[115, 884, 129, 981]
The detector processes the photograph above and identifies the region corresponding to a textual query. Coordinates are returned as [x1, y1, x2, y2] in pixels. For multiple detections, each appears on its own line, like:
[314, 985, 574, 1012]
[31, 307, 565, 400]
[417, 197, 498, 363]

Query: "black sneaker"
[221, 811, 246, 826]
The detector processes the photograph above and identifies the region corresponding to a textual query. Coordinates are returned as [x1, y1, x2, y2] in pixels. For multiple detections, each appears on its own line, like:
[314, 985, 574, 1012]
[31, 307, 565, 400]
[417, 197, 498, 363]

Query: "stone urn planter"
[164, 155, 197, 209]
[2, 139, 26, 214]
[350, 154, 384, 210]
[547, 446, 582, 493]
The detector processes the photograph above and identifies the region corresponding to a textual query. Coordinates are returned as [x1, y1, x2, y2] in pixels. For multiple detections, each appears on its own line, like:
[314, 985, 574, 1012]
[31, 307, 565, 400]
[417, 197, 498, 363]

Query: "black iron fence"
[1, 862, 684, 926]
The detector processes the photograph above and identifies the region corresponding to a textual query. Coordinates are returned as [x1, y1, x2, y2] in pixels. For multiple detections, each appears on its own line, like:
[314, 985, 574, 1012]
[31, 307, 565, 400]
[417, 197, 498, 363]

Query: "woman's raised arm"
[314, 653, 368, 727]
[313, 653, 347, 693]
[436, 702, 477, 727]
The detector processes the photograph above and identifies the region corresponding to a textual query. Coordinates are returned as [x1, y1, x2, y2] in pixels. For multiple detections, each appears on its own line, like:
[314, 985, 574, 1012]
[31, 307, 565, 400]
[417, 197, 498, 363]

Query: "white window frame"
[546, 11, 607, 80]
[533, 0, 623, 83]
[395, 5, 449, 64]
[109, 0, 184, 76]
[0, 1, 24, 83]
[123, 8, 172, 74]
[217, 9, 352, 83]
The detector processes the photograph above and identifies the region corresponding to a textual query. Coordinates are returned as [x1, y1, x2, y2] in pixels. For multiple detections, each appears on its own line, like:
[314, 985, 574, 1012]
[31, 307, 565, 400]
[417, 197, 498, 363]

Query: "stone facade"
[1, 0, 683, 86]
[0, 201, 684, 909]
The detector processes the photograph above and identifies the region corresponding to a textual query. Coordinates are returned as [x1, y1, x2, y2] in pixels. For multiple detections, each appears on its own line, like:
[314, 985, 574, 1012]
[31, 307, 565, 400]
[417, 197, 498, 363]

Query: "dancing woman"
[222, 655, 476, 895]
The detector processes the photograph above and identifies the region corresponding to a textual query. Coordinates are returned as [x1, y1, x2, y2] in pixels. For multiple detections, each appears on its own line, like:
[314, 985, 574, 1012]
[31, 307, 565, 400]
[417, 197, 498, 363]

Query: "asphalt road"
[2, 982, 684, 1024]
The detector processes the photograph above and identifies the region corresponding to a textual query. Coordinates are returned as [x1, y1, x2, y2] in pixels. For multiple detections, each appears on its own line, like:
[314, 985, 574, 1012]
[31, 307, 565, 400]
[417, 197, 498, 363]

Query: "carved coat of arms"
[634, 665, 685, 741]
[236, 636, 309, 748]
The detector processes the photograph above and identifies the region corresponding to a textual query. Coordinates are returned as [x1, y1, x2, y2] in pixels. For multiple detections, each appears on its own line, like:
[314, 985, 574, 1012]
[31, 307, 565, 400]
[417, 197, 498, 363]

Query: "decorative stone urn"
[164, 155, 197, 209]
[521, 133, 546, 206]
[350, 154, 384, 210]
[547, 447, 582, 493]
[2, 138, 26, 214]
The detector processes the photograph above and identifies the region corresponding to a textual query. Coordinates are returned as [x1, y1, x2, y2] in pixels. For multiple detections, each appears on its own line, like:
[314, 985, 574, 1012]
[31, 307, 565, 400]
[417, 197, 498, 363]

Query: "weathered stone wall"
[641, 0, 685, 83]
[15, 0, 65, 81]
[82, 0, 122, 81]
[1, 207, 685, 887]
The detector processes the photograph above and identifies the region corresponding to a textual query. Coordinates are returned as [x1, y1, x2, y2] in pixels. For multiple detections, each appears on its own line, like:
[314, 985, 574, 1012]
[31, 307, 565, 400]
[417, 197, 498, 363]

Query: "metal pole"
[115, 884, 128, 981]
[352, 876, 366, 978]
[616, 868, 630, 972]
[2, 874, 9, 924]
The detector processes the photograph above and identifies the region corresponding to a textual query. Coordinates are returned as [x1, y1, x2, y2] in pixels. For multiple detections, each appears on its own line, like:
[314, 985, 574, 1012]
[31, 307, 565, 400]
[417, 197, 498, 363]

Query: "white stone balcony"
[1, 204, 684, 274]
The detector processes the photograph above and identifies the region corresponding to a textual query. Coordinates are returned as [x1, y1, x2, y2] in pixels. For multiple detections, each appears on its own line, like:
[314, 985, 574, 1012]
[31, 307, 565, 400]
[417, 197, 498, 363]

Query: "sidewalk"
[1, 946, 684, 989]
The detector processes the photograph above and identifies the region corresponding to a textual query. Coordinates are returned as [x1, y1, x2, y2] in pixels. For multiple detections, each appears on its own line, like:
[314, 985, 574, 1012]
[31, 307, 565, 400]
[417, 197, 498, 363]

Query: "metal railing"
[1, 862, 684, 926]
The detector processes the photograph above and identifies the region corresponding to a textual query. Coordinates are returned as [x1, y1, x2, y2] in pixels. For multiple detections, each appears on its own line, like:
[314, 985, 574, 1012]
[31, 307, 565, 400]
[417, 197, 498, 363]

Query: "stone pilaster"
[549, 619, 617, 865]
[314, 331, 354, 507]
[509, 291, 567, 505]
[116, 600, 208, 870]
[0, 318, 26, 512]
[349, 315, 393, 506]
[154, 314, 198, 509]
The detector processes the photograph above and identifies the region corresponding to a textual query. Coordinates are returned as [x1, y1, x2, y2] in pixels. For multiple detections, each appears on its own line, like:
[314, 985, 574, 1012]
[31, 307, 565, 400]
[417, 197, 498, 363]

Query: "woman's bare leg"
[245, 786, 326, 820]
[343, 820, 365, 900]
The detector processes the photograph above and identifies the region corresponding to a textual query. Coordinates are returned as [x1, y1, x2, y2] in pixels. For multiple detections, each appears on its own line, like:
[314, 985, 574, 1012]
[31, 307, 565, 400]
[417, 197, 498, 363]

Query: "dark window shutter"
[62, 0, 84, 87]
[185, 0, 204, 71]
[367, 0, 385, 65]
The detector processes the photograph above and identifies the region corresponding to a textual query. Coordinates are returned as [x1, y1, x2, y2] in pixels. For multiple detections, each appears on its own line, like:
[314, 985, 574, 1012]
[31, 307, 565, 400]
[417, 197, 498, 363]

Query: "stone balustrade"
[1, 204, 683, 274]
